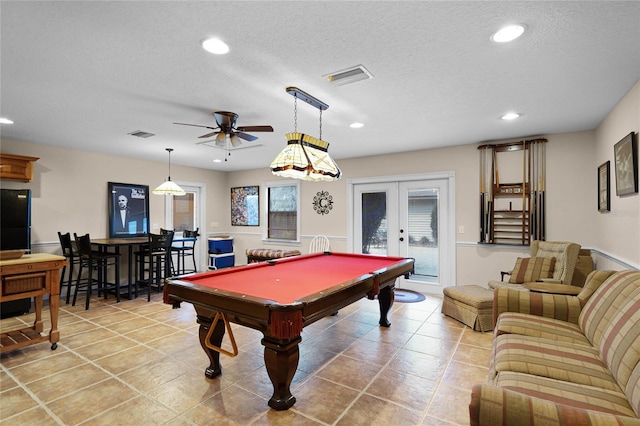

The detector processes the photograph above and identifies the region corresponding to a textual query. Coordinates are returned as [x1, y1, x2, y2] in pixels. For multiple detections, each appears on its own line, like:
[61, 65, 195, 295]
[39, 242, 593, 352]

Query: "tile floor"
[0, 290, 493, 425]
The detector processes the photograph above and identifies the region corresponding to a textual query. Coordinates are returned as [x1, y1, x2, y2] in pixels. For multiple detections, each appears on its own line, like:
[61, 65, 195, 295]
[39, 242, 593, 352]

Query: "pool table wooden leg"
[261, 336, 301, 410]
[197, 314, 224, 379]
[378, 284, 395, 327]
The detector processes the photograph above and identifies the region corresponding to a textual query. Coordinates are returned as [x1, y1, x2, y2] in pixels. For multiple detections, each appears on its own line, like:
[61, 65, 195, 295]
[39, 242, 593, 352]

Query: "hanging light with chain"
[270, 87, 342, 181]
[153, 148, 186, 196]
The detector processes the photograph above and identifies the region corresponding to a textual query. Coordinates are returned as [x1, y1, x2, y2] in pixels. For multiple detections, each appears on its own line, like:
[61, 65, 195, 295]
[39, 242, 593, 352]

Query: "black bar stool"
[171, 228, 199, 275]
[135, 231, 174, 301]
[57, 232, 81, 304]
[73, 233, 121, 310]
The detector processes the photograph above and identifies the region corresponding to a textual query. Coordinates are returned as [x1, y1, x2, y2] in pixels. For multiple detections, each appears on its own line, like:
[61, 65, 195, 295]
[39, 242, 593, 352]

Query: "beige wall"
[0, 140, 228, 254]
[1, 79, 638, 284]
[228, 130, 600, 286]
[594, 80, 640, 269]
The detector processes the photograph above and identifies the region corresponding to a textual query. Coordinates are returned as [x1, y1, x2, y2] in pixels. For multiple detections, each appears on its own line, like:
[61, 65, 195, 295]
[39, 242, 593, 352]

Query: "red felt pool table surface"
[175, 252, 408, 304]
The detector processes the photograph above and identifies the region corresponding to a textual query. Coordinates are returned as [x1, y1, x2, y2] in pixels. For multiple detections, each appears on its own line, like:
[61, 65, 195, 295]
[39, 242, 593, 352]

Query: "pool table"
[164, 251, 414, 410]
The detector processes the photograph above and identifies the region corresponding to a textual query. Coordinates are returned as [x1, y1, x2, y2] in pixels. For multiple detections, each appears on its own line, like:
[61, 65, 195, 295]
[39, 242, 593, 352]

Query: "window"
[265, 180, 300, 241]
[172, 192, 195, 232]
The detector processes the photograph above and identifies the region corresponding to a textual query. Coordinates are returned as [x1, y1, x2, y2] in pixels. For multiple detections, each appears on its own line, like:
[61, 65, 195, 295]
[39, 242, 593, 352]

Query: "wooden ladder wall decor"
[478, 138, 547, 245]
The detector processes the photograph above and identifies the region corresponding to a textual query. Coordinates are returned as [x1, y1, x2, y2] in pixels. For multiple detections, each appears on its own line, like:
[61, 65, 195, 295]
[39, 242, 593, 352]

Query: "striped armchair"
[488, 240, 582, 291]
[471, 270, 640, 425]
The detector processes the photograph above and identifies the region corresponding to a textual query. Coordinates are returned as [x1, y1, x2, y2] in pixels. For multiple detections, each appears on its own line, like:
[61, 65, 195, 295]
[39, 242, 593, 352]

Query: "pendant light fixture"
[270, 87, 342, 181]
[153, 148, 186, 196]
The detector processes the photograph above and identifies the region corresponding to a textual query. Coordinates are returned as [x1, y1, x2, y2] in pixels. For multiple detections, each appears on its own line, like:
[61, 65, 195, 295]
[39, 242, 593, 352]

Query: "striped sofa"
[470, 270, 640, 425]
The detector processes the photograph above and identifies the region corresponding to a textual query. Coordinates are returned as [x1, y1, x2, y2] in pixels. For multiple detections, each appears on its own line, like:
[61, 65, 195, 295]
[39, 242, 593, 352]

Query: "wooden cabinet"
[0, 153, 39, 182]
[0, 253, 67, 353]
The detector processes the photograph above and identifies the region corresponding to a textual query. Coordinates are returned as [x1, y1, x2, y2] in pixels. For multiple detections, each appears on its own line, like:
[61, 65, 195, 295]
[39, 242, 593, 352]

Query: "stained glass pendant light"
[153, 148, 186, 196]
[270, 87, 341, 181]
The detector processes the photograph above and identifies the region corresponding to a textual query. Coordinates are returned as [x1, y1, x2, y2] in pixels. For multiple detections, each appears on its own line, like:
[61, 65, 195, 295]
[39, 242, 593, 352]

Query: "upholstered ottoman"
[442, 285, 494, 332]
[246, 248, 301, 263]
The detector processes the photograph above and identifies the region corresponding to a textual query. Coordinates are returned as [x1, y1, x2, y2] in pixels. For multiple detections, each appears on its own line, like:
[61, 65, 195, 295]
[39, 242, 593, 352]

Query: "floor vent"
[128, 130, 155, 138]
[323, 65, 373, 86]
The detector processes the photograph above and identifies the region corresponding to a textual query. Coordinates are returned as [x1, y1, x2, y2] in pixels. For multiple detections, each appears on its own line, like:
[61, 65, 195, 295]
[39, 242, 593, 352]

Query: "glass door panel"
[405, 188, 439, 282]
[354, 182, 397, 257]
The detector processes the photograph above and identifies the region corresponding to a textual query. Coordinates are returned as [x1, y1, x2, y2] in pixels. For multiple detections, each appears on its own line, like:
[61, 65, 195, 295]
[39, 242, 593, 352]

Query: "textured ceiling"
[1, 1, 639, 172]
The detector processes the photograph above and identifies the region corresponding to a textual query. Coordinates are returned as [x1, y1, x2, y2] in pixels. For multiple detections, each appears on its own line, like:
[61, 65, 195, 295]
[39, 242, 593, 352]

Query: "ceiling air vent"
[323, 65, 373, 86]
[128, 130, 155, 138]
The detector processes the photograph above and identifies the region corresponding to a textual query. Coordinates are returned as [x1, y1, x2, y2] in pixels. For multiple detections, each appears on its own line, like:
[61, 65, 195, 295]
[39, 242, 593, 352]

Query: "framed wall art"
[598, 161, 610, 212]
[614, 132, 638, 196]
[108, 182, 150, 238]
[231, 186, 259, 226]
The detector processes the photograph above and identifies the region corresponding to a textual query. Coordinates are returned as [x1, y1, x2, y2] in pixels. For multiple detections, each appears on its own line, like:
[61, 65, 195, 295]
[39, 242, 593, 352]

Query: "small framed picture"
[614, 132, 638, 196]
[598, 161, 610, 212]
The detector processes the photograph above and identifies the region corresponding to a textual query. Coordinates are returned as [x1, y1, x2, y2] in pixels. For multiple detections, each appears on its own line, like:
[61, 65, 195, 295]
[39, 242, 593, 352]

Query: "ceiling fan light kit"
[270, 87, 342, 181]
[176, 111, 273, 162]
[153, 148, 186, 196]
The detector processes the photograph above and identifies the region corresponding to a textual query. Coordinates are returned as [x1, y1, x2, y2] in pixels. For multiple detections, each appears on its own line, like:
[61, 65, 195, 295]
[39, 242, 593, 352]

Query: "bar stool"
[135, 231, 174, 301]
[73, 233, 121, 310]
[57, 232, 81, 304]
[172, 228, 199, 275]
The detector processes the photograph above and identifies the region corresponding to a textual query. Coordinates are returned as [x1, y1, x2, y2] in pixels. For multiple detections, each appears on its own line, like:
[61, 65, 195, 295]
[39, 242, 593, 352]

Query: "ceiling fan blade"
[237, 125, 274, 132]
[198, 131, 220, 139]
[236, 132, 258, 142]
[174, 122, 219, 131]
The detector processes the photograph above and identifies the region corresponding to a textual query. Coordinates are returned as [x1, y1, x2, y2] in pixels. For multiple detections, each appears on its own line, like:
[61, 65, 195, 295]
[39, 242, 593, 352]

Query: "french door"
[350, 173, 455, 294]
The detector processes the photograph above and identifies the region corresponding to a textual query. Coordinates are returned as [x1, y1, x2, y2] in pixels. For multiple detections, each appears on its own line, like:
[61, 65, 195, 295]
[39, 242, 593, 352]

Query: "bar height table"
[91, 237, 149, 300]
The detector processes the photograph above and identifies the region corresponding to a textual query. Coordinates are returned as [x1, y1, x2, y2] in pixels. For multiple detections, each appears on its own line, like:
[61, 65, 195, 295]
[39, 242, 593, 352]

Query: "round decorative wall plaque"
[313, 190, 333, 215]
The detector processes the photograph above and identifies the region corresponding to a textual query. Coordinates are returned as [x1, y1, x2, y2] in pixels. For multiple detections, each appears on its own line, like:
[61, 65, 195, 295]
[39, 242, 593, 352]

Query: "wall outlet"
[152, 223, 159, 230]
[210, 222, 219, 228]
[458, 226, 464, 234]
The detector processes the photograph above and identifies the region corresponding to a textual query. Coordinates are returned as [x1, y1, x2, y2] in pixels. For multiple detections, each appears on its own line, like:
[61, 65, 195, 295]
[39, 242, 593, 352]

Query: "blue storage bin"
[208, 237, 233, 254]
[209, 253, 235, 270]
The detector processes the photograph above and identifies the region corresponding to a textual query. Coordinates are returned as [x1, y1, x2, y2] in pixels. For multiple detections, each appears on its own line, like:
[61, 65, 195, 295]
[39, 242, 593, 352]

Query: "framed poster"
[231, 186, 259, 226]
[108, 182, 150, 238]
[614, 132, 638, 196]
[598, 161, 610, 212]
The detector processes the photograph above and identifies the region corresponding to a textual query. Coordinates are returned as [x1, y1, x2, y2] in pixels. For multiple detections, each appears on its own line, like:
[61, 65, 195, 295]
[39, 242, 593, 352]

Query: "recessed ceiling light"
[213, 158, 222, 163]
[501, 112, 520, 120]
[491, 25, 525, 43]
[0, 118, 14, 124]
[201, 37, 230, 55]
[350, 122, 364, 128]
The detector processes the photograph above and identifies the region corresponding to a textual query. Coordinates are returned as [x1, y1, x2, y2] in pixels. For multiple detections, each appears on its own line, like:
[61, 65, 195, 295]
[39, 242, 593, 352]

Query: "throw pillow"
[508, 256, 556, 284]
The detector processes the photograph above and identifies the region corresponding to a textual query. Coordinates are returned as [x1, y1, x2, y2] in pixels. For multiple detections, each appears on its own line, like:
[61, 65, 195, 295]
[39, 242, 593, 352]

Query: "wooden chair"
[73, 233, 121, 310]
[57, 231, 81, 304]
[309, 235, 331, 253]
[135, 231, 174, 301]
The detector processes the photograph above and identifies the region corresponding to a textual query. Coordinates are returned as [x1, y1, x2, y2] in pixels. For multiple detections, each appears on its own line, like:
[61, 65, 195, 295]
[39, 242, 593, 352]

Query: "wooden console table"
[0, 253, 67, 353]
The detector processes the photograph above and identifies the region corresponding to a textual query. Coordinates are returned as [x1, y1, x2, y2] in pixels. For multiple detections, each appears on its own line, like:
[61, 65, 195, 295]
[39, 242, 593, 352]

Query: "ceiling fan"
[174, 111, 273, 148]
